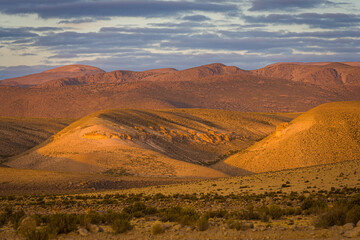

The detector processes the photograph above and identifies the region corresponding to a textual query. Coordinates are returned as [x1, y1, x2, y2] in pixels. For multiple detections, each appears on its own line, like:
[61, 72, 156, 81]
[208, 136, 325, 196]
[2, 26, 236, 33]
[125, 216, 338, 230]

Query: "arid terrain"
[0, 63, 360, 239]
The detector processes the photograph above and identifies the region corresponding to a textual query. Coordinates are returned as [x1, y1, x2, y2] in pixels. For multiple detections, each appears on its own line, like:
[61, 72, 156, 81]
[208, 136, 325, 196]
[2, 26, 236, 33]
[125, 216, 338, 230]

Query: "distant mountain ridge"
[0, 62, 359, 118]
[2, 62, 359, 89]
[0, 64, 105, 87]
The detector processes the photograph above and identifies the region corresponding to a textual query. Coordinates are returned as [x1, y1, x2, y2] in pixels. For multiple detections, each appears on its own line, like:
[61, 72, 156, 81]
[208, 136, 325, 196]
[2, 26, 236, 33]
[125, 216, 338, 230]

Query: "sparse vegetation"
[112, 218, 133, 234]
[151, 222, 165, 235]
[196, 216, 209, 231]
[0, 186, 359, 238]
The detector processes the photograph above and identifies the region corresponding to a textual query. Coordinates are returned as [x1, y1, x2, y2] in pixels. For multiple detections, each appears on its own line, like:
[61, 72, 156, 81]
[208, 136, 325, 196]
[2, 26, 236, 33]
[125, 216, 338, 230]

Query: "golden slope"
[4, 109, 296, 177]
[225, 101, 360, 173]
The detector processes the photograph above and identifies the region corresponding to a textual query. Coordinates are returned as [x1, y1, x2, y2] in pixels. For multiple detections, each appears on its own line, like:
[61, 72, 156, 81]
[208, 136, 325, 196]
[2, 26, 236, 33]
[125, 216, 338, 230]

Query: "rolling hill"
[225, 101, 360, 173]
[3, 109, 296, 177]
[0, 64, 105, 87]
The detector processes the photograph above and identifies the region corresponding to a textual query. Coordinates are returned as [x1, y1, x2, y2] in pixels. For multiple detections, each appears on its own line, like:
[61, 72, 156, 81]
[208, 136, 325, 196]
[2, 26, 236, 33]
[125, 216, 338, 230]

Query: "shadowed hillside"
[0, 117, 73, 159]
[4, 109, 296, 177]
[225, 101, 360, 173]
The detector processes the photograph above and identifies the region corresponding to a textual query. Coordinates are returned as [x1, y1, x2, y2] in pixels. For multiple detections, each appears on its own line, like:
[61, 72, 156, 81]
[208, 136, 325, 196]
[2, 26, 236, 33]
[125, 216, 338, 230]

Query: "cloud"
[49, 53, 78, 59]
[58, 17, 111, 24]
[19, 53, 37, 56]
[0, 1, 237, 19]
[32, 30, 168, 49]
[249, 0, 334, 11]
[26, 27, 63, 32]
[245, 13, 360, 28]
[0, 28, 38, 39]
[182, 15, 211, 22]
[99, 27, 190, 34]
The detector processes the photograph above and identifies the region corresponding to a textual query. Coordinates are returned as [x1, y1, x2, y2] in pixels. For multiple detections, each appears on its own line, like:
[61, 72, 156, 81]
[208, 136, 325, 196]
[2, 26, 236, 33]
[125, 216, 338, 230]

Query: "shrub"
[301, 198, 327, 214]
[226, 219, 253, 231]
[226, 219, 242, 230]
[122, 202, 157, 218]
[46, 213, 79, 235]
[196, 216, 209, 231]
[151, 222, 164, 235]
[112, 218, 133, 234]
[315, 205, 347, 228]
[178, 208, 199, 226]
[346, 205, 360, 224]
[86, 210, 104, 224]
[259, 212, 269, 222]
[10, 210, 25, 229]
[205, 209, 228, 219]
[159, 206, 199, 226]
[268, 205, 283, 220]
[22, 228, 49, 240]
[103, 211, 131, 225]
[0, 213, 7, 227]
[239, 206, 260, 220]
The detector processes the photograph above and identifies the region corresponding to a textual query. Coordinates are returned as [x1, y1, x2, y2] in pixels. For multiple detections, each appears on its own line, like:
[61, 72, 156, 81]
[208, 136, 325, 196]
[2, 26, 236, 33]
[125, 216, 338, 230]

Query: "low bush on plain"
[151, 222, 164, 235]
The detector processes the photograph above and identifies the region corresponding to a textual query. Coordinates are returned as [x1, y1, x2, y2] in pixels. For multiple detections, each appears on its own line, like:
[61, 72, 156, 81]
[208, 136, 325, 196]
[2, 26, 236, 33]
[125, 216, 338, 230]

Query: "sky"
[0, 0, 359, 79]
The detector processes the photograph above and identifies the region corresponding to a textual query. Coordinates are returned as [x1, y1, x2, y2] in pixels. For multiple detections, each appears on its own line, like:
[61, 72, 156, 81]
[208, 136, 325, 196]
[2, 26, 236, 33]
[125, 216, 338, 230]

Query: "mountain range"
[0, 62, 359, 118]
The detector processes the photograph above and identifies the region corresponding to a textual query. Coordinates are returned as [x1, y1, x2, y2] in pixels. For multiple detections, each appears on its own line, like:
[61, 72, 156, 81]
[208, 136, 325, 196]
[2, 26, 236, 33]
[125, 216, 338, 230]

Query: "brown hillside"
[0, 62, 359, 118]
[0, 64, 105, 87]
[0, 117, 73, 159]
[4, 109, 295, 177]
[252, 62, 360, 87]
[1, 72, 358, 118]
[225, 101, 360, 173]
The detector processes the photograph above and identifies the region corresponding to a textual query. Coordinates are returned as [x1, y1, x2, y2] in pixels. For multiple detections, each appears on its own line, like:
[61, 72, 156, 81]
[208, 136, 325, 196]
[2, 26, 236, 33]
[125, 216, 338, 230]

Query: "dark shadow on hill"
[210, 161, 253, 176]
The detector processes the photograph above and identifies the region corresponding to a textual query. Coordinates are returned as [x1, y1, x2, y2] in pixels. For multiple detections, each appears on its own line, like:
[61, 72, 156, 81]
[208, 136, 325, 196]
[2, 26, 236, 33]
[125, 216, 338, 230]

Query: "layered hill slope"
[0, 117, 73, 159]
[225, 101, 360, 173]
[4, 109, 296, 177]
[0, 65, 105, 87]
[252, 62, 360, 87]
